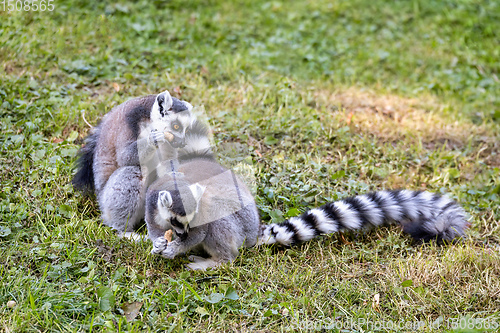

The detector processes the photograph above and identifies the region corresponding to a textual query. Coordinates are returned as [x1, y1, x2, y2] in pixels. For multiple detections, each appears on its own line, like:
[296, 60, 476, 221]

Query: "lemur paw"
[151, 237, 168, 255]
[149, 129, 166, 147]
[160, 244, 179, 260]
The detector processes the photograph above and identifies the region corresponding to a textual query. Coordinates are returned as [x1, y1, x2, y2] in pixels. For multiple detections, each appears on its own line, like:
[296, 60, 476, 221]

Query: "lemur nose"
[170, 137, 186, 148]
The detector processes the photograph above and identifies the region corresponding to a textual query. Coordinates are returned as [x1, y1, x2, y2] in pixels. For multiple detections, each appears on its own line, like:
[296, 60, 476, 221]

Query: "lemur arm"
[149, 219, 172, 255]
[146, 189, 174, 254]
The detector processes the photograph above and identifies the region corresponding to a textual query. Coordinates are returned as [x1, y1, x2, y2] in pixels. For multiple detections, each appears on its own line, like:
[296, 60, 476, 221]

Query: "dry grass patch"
[393, 243, 500, 289]
[317, 87, 498, 155]
[192, 82, 499, 165]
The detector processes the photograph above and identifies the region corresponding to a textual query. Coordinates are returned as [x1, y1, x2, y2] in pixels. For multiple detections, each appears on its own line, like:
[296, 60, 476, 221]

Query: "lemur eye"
[173, 124, 180, 130]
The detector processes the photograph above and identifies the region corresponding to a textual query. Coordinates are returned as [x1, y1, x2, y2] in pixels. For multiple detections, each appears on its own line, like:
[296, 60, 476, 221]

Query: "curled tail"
[72, 127, 100, 195]
[178, 120, 214, 162]
[257, 190, 468, 246]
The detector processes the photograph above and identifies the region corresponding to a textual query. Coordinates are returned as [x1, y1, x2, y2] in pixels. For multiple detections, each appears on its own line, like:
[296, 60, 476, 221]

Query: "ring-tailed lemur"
[146, 154, 468, 270]
[145, 158, 259, 270]
[72, 90, 212, 234]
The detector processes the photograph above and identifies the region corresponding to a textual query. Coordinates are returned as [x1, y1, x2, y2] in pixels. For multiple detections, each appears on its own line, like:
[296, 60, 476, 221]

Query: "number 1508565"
[1, 0, 55, 11]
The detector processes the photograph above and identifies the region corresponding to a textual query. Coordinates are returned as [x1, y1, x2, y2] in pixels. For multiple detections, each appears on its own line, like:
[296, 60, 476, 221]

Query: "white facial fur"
[175, 212, 196, 225]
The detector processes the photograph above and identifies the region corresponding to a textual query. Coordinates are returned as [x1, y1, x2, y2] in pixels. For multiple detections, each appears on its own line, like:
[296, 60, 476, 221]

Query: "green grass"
[1, 0, 499, 331]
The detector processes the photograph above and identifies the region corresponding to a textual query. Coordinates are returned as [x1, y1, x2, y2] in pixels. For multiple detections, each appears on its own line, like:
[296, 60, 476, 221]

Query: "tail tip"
[404, 207, 470, 243]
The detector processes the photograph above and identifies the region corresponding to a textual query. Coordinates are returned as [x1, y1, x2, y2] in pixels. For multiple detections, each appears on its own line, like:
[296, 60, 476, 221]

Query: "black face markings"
[171, 120, 182, 132]
[170, 218, 184, 229]
[174, 229, 189, 241]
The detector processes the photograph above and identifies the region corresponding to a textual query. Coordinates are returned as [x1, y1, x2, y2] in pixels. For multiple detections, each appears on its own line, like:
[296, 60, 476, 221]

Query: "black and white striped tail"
[257, 190, 468, 246]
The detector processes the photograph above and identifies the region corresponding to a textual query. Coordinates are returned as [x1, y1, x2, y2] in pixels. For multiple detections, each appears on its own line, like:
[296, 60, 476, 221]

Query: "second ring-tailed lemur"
[72, 90, 211, 234]
[146, 156, 468, 270]
[145, 158, 259, 270]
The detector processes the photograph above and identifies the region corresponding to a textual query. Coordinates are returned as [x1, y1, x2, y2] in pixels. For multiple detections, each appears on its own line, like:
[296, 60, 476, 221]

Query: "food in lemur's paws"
[164, 229, 173, 242]
[164, 131, 174, 142]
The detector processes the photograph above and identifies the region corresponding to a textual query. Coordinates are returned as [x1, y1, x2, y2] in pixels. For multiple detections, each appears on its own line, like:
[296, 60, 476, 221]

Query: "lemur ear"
[182, 101, 193, 112]
[158, 190, 173, 208]
[189, 183, 206, 203]
[155, 90, 173, 117]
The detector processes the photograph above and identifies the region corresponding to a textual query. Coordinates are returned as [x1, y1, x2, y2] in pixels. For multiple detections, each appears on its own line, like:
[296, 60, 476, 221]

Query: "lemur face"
[157, 183, 205, 234]
[166, 111, 195, 148]
[150, 90, 196, 148]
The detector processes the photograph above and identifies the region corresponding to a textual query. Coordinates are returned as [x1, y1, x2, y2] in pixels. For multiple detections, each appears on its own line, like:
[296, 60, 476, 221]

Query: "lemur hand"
[148, 129, 167, 147]
[160, 242, 180, 259]
[151, 237, 168, 254]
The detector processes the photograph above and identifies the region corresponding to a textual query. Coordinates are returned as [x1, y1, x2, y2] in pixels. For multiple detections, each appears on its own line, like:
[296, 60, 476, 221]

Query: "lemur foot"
[188, 255, 206, 263]
[121, 232, 148, 242]
[186, 258, 221, 271]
